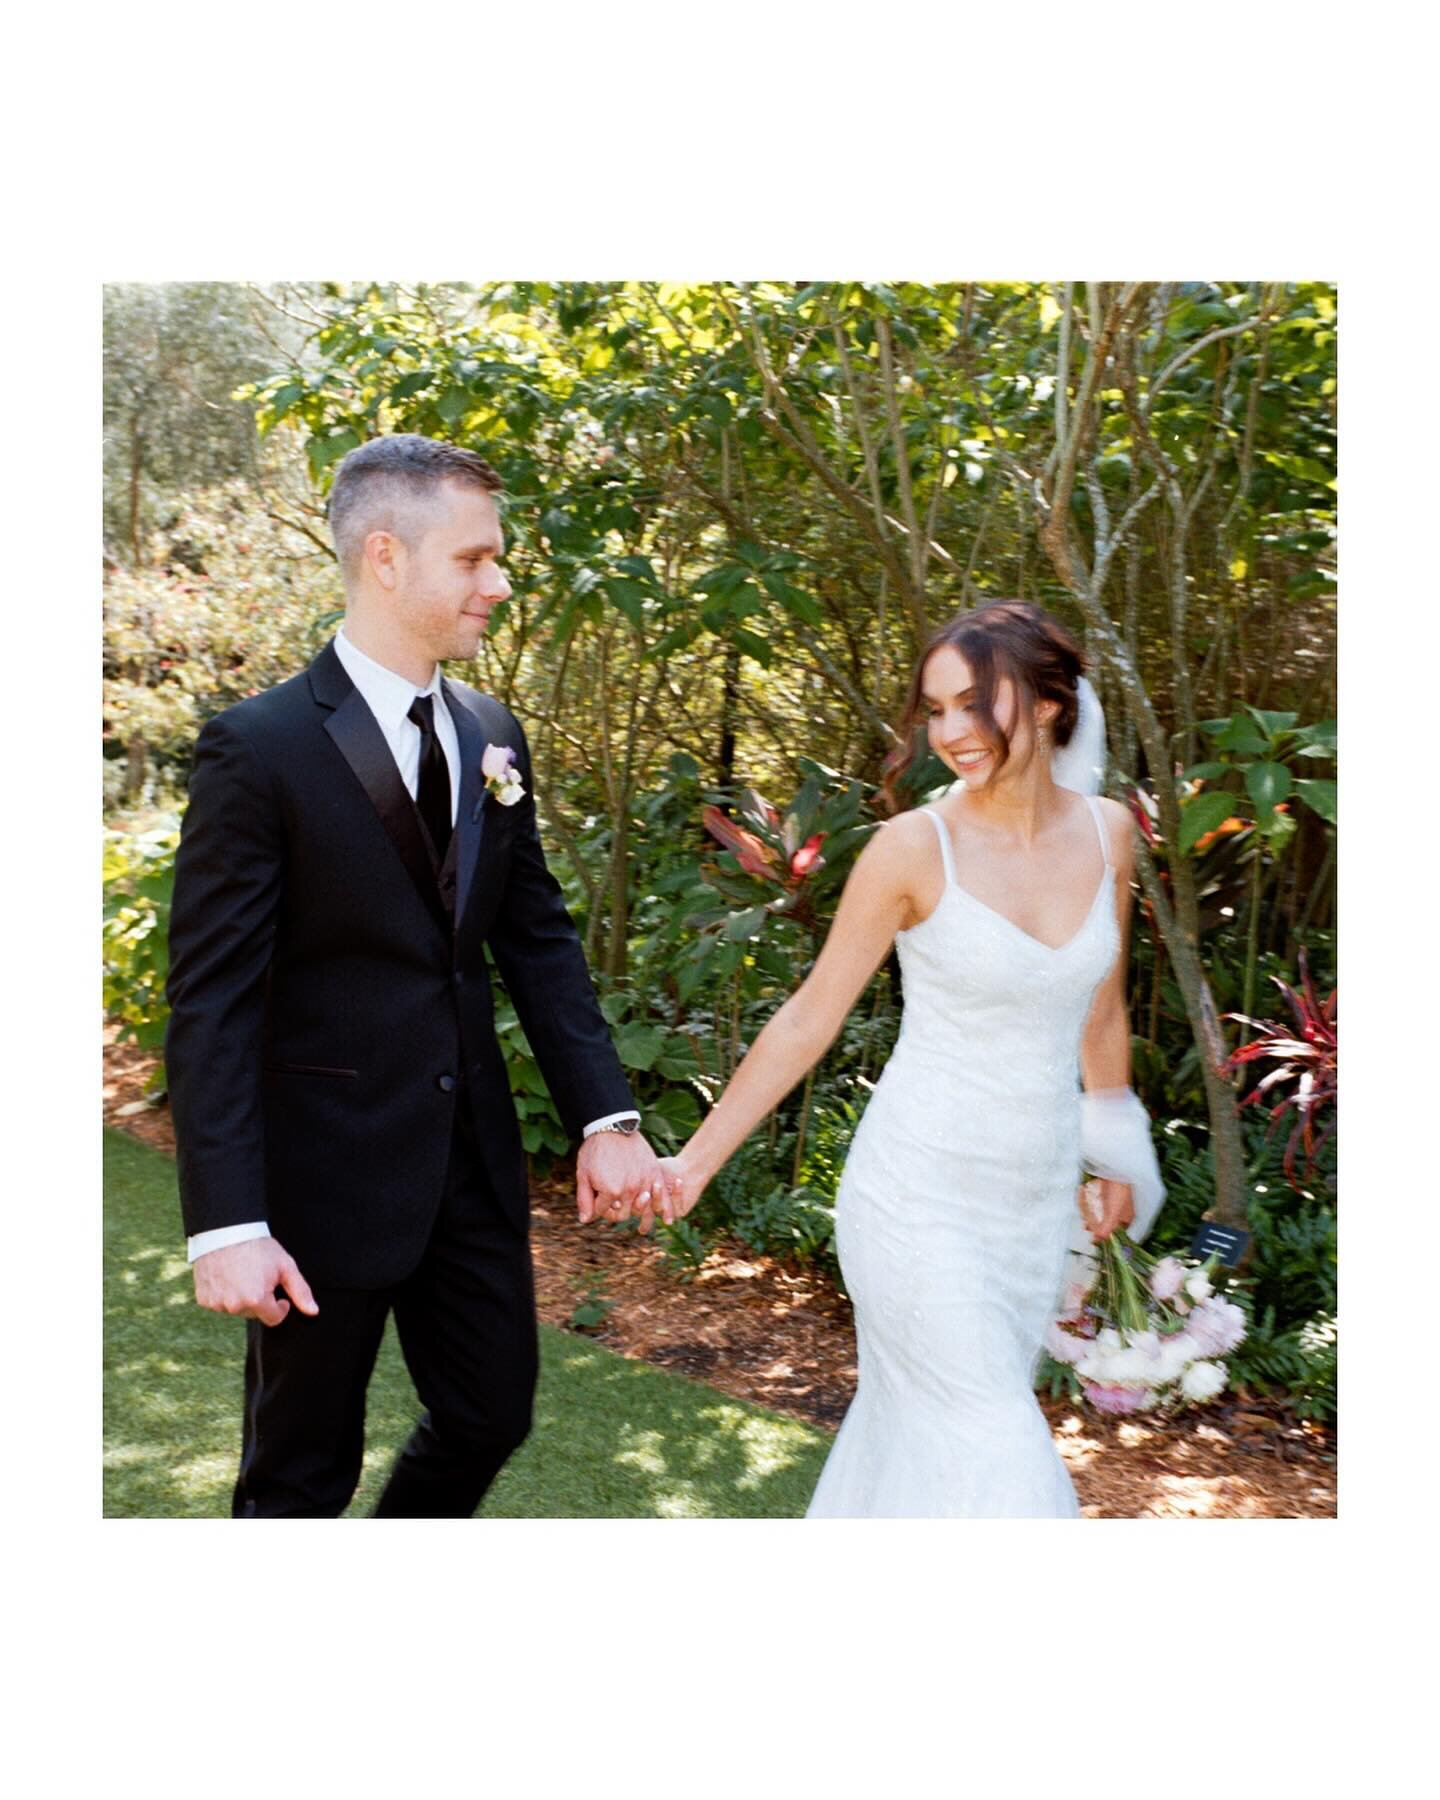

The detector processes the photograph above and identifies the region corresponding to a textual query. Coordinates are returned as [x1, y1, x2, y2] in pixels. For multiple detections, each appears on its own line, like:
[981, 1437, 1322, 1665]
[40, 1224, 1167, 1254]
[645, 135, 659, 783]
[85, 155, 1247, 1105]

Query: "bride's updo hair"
[880, 599, 1086, 813]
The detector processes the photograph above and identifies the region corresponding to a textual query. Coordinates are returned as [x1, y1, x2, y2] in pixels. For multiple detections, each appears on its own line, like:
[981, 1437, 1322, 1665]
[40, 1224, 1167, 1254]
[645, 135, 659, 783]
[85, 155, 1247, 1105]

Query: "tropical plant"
[1223, 949, 1337, 1186]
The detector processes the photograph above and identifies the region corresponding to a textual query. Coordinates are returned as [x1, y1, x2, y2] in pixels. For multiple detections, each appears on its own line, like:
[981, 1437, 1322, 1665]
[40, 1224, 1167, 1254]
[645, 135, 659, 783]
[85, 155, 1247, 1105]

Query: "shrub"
[102, 825, 180, 1080]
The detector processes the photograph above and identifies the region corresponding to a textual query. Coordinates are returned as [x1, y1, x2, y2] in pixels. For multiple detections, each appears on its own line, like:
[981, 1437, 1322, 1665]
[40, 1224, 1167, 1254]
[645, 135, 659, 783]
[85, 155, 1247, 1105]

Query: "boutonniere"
[482, 743, 526, 807]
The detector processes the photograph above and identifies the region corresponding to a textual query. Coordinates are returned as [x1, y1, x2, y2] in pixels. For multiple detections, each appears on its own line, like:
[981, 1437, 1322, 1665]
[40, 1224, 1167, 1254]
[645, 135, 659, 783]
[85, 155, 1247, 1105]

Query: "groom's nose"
[478, 563, 512, 601]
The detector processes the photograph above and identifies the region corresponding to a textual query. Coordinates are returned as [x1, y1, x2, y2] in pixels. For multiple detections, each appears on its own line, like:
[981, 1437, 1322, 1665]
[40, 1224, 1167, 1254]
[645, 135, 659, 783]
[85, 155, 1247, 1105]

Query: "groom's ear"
[364, 528, 403, 591]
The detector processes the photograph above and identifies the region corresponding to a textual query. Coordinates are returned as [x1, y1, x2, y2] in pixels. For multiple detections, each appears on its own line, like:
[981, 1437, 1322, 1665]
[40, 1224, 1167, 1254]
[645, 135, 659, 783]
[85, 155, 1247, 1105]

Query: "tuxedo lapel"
[310, 643, 451, 940]
[443, 678, 487, 927]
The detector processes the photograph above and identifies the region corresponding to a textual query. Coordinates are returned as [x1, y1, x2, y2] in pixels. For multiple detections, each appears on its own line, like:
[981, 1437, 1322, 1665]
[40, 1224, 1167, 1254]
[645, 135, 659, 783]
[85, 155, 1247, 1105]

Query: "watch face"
[616, 1119, 640, 1135]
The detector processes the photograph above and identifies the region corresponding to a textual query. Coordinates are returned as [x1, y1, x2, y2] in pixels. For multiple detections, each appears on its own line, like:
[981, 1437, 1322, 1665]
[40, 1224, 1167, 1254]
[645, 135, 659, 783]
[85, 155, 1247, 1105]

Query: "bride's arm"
[669, 817, 921, 1205]
[1079, 797, 1137, 1090]
[1077, 802, 1165, 1239]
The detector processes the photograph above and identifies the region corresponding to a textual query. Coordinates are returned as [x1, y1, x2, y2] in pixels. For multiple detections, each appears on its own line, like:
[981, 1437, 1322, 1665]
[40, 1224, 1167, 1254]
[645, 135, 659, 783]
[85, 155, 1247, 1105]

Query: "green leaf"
[1179, 790, 1240, 855]
[1294, 778, 1337, 823]
[1183, 762, 1231, 782]
[731, 628, 772, 666]
[1208, 715, 1269, 756]
[604, 577, 649, 626]
[650, 620, 703, 659]
[1293, 719, 1337, 753]
[434, 387, 470, 424]
[759, 569, 823, 625]
[723, 904, 771, 942]
[1245, 761, 1293, 812]
[613, 1022, 667, 1072]
[390, 371, 434, 400]
[1257, 809, 1298, 850]
[648, 1087, 701, 1133]
[1246, 706, 1298, 740]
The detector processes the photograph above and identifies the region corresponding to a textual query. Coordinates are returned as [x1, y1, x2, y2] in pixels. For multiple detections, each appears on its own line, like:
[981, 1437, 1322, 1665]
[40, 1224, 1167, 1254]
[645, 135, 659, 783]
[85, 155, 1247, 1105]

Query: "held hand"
[653, 1152, 706, 1225]
[1078, 1177, 1135, 1243]
[192, 1236, 318, 1327]
[576, 1131, 672, 1233]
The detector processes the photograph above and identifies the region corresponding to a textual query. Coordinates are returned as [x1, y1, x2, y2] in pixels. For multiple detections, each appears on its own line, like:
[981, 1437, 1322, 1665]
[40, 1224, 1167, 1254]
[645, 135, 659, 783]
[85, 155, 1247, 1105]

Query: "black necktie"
[407, 695, 453, 864]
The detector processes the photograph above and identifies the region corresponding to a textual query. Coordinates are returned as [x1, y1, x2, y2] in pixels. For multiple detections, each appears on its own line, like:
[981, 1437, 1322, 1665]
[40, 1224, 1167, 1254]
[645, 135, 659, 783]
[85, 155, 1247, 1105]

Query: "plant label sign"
[1191, 1221, 1250, 1268]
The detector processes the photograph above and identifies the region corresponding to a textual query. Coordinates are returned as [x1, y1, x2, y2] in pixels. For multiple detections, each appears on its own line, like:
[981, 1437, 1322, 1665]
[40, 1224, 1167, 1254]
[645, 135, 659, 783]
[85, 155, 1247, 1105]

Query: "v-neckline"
[941, 864, 1113, 954]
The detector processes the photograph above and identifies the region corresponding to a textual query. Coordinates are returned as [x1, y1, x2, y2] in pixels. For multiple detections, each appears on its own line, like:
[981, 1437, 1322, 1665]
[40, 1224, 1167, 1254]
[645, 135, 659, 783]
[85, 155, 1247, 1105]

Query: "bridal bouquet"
[1046, 1196, 1247, 1416]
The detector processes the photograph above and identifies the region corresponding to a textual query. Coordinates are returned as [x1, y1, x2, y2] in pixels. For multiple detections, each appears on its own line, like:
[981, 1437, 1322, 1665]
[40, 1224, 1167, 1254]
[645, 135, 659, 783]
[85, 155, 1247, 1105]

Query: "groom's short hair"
[328, 434, 503, 581]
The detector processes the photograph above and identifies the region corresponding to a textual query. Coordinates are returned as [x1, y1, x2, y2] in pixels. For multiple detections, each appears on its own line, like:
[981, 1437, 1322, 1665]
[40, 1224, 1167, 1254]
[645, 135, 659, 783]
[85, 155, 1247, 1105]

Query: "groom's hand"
[576, 1132, 673, 1233]
[192, 1236, 319, 1327]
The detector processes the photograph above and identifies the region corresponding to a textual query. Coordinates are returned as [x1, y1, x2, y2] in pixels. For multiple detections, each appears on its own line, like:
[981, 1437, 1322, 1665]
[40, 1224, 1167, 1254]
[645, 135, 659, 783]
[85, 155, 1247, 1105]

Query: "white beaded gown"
[807, 797, 1118, 1518]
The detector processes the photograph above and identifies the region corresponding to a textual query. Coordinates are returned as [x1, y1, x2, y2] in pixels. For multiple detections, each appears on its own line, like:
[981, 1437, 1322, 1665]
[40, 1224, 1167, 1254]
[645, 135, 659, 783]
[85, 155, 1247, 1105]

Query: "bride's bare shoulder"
[848, 808, 944, 926]
[868, 807, 942, 863]
[1093, 795, 1135, 866]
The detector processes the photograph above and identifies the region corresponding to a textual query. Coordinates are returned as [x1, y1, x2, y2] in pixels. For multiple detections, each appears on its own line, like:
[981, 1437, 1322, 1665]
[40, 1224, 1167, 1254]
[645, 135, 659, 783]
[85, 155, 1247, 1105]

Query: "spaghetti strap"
[1083, 794, 1111, 871]
[921, 807, 957, 888]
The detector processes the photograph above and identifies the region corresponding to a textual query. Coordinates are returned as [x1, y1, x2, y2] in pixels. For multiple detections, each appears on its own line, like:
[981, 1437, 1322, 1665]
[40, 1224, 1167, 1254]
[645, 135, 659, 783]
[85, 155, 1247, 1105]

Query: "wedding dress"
[806, 795, 1119, 1518]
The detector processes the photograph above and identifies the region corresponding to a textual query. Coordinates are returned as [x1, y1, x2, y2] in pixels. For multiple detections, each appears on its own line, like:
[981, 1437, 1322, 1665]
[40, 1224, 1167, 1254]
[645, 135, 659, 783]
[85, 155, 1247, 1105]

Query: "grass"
[103, 1130, 833, 1518]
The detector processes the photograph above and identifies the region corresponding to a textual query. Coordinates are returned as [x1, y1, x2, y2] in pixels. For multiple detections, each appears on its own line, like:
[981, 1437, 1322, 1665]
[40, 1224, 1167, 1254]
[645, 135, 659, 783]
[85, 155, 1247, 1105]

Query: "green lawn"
[104, 1130, 833, 1518]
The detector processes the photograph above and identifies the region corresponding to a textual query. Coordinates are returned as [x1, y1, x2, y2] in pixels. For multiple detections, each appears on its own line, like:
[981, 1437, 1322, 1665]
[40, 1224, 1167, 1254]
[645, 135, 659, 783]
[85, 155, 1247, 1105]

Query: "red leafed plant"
[1223, 948, 1337, 1185]
[700, 804, 781, 878]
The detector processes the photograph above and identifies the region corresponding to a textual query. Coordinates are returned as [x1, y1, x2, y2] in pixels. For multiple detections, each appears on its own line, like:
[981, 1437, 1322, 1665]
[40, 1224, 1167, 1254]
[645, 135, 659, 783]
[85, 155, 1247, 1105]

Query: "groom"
[166, 433, 666, 1517]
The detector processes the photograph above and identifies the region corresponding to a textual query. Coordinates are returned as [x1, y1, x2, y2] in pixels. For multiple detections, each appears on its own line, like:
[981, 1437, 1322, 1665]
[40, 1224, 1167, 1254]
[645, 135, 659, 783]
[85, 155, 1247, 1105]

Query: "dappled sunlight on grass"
[105, 1131, 832, 1519]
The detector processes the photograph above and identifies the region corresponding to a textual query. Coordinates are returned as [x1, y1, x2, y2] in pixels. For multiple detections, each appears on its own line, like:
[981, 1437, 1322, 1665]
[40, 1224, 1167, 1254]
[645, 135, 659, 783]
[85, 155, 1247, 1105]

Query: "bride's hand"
[630, 1153, 702, 1235]
[652, 1152, 705, 1225]
[1078, 1177, 1135, 1242]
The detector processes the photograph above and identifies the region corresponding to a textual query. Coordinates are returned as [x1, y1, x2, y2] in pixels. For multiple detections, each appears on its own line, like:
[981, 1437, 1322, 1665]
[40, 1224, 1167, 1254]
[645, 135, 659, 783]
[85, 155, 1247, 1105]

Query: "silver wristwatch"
[592, 1117, 641, 1136]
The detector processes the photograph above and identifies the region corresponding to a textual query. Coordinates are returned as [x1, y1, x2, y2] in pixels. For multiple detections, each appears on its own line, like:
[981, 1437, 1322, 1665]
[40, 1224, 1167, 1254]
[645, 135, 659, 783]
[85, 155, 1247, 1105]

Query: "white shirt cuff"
[187, 1221, 272, 1263]
[582, 1111, 641, 1138]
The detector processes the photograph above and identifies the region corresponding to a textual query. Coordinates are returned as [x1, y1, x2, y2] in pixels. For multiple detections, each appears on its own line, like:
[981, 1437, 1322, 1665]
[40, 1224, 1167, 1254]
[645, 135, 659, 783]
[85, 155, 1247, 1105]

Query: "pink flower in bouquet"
[1184, 1297, 1246, 1357]
[1081, 1382, 1151, 1415]
[1149, 1257, 1186, 1301]
[1045, 1321, 1086, 1366]
[1057, 1278, 1091, 1322]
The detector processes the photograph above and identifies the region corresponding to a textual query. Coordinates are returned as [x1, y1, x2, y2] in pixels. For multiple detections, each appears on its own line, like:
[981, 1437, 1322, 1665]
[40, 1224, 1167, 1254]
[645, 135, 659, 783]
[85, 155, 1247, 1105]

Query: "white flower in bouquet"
[1156, 1333, 1198, 1381]
[1184, 1270, 1214, 1302]
[1180, 1360, 1227, 1402]
[1149, 1257, 1186, 1301]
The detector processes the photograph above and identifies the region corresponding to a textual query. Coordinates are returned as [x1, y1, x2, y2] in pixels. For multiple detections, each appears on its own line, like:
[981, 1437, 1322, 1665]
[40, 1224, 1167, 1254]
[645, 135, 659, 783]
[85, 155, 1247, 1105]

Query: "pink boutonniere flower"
[482, 743, 526, 807]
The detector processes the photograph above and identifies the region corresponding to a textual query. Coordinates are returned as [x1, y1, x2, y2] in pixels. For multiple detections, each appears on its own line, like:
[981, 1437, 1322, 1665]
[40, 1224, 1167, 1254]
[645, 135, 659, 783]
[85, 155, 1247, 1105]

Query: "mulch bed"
[104, 1026, 1337, 1518]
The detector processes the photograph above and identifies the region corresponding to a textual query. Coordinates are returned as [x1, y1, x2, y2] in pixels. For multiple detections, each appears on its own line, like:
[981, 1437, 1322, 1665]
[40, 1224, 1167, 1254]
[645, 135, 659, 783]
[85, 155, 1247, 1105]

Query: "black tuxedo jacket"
[165, 639, 635, 1288]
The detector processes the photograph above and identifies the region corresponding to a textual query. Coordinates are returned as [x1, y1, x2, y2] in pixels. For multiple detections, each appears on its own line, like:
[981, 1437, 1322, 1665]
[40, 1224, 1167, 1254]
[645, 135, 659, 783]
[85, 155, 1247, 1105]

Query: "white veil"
[1051, 675, 1107, 797]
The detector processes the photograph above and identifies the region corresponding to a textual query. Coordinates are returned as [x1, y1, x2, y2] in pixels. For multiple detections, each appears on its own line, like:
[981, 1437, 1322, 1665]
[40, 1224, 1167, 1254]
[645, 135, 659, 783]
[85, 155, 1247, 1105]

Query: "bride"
[660, 600, 1164, 1517]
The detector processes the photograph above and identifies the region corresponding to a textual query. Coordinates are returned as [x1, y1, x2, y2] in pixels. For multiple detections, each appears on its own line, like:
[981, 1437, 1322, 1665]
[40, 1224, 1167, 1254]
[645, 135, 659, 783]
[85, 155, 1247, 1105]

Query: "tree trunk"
[603, 800, 630, 981]
[1132, 836, 1251, 1228]
[717, 638, 740, 792]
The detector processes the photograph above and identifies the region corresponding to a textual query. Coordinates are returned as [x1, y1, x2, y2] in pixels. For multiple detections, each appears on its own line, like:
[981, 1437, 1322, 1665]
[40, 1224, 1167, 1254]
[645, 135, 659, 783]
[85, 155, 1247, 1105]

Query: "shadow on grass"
[104, 1131, 832, 1519]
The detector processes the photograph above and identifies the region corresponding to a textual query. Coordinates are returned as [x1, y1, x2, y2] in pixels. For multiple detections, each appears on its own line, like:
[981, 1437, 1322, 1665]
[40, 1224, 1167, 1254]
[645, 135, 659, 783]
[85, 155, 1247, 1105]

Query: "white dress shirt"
[186, 629, 638, 1262]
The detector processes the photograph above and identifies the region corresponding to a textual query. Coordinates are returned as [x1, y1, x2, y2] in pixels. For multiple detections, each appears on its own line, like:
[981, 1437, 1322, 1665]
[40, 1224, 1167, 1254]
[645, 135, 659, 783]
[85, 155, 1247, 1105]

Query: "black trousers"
[232, 1102, 537, 1518]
